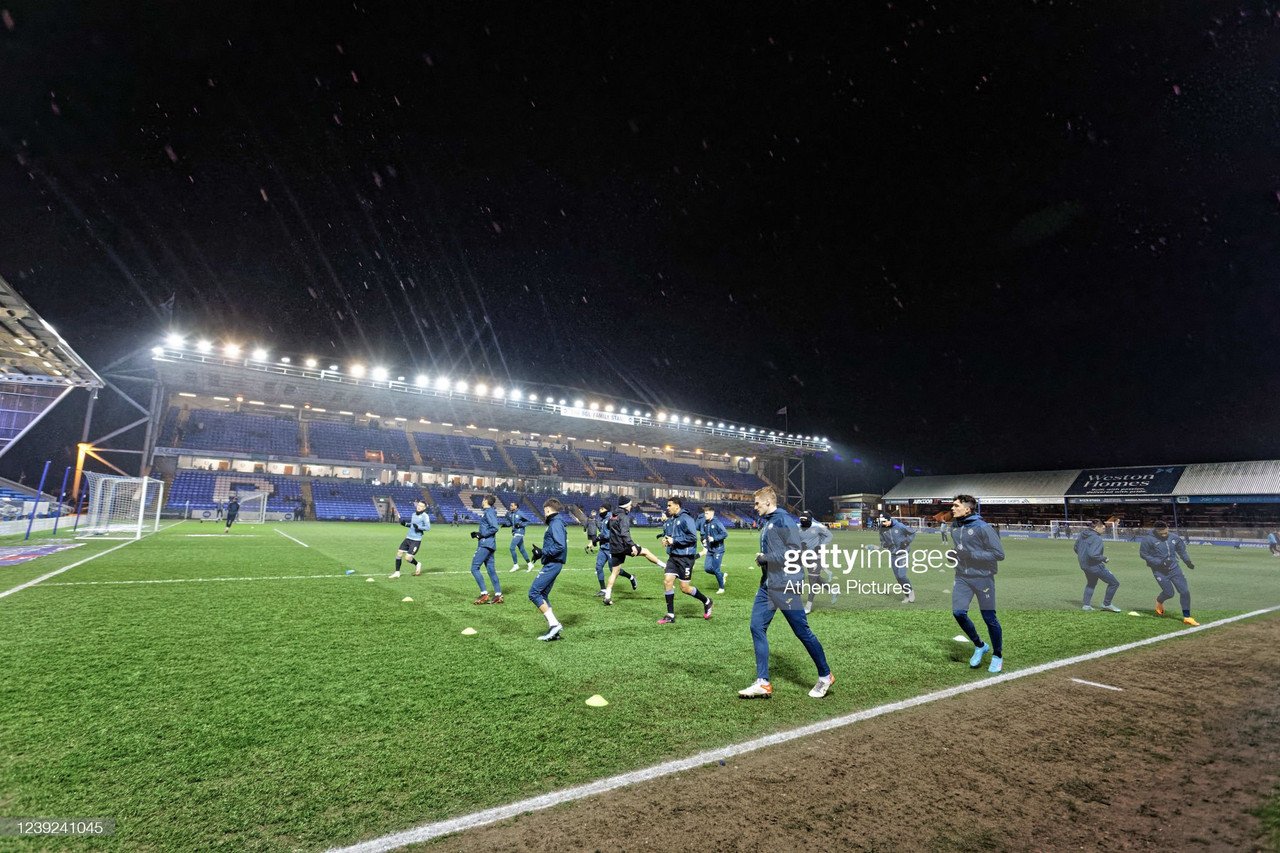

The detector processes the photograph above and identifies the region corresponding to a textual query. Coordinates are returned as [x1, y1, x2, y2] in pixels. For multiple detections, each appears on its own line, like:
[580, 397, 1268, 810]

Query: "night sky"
[2, 2, 1279, 499]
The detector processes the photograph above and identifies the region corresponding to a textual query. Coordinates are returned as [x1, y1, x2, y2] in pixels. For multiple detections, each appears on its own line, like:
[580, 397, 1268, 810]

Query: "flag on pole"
[776, 406, 787, 415]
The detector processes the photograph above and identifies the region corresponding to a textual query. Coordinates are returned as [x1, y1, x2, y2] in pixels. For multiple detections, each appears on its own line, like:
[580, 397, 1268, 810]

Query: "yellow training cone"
[401, 596, 414, 603]
[461, 627, 478, 636]
[585, 694, 609, 707]
[366, 577, 375, 583]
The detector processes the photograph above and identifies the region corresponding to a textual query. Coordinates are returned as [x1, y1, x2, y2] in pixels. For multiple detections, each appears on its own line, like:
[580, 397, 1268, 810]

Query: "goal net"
[234, 492, 268, 524]
[77, 472, 164, 539]
[1049, 520, 1119, 541]
[893, 516, 926, 529]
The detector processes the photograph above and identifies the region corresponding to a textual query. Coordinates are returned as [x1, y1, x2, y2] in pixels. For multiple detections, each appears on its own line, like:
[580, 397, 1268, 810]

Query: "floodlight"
[280, 357, 291, 364]
[682, 416, 690, 424]
[605, 404, 615, 413]
[510, 389, 523, 400]
[328, 364, 338, 371]
[349, 364, 367, 378]
[371, 366, 389, 381]
[165, 333, 183, 348]
[717, 422, 725, 428]
[492, 386, 504, 398]
[455, 380, 468, 392]
[559, 398, 566, 406]
[305, 358, 318, 369]
[575, 399, 585, 408]
[415, 375, 429, 387]
[151, 346, 164, 356]
[223, 343, 241, 357]
[545, 396, 554, 403]
[434, 376, 450, 391]
[658, 413, 667, 421]
[475, 383, 488, 396]
[251, 347, 268, 361]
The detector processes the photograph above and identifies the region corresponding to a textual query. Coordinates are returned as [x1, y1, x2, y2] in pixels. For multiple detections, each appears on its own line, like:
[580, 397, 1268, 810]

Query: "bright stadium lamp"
[455, 380, 468, 393]
[492, 386, 504, 398]
[575, 399, 585, 408]
[475, 383, 488, 396]
[682, 416, 690, 424]
[605, 404, 615, 413]
[252, 347, 268, 361]
[415, 374, 429, 387]
[620, 407, 628, 414]
[224, 343, 241, 357]
[371, 366, 389, 381]
[510, 389, 522, 400]
[328, 364, 339, 371]
[303, 358, 317, 368]
[434, 376, 450, 391]
[151, 345, 164, 356]
[545, 396, 554, 403]
[645, 411, 653, 418]
[349, 364, 367, 378]
[695, 419, 702, 426]
[717, 422, 725, 429]
[165, 333, 183, 348]
[280, 356, 291, 364]
[658, 413, 667, 422]
[558, 398, 566, 405]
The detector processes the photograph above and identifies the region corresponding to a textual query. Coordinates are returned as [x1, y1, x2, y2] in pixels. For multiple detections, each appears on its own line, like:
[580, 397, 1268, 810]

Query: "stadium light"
[165, 333, 183, 348]
[414, 375, 429, 387]
[587, 401, 597, 410]
[605, 404, 615, 413]
[717, 422, 725, 428]
[749, 428, 756, 433]
[575, 399, 585, 408]
[151, 346, 164, 356]
[695, 419, 702, 425]
[475, 383, 488, 396]
[682, 416, 690, 424]
[492, 386, 504, 398]
[349, 364, 367, 378]
[510, 389, 522, 400]
[455, 380, 468, 393]
[620, 407, 628, 415]
[645, 411, 652, 418]
[559, 398, 567, 406]
[371, 366, 389, 381]
[224, 343, 241, 357]
[251, 347, 268, 361]
[280, 356, 291, 364]
[658, 413, 667, 421]
[434, 376, 450, 391]
[328, 364, 338, 371]
[545, 396, 554, 403]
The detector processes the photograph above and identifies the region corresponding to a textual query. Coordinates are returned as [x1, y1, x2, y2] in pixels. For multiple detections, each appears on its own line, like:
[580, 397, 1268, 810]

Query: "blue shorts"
[528, 562, 563, 607]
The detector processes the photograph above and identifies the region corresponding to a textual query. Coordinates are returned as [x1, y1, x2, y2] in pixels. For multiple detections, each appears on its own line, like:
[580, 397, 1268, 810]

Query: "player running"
[697, 505, 728, 594]
[223, 495, 240, 533]
[389, 498, 431, 578]
[528, 498, 568, 641]
[1139, 521, 1199, 626]
[877, 512, 917, 603]
[799, 511, 834, 613]
[1074, 519, 1121, 612]
[503, 501, 534, 572]
[738, 486, 834, 700]
[585, 503, 611, 596]
[656, 497, 713, 624]
[468, 494, 503, 604]
[949, 494, 1006, 674]
[601, 496, 642, 605]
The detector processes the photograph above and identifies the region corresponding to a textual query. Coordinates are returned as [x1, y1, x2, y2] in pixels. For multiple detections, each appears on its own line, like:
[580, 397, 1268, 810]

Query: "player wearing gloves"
[1139, 521, 1199, 625]
[655, 497, 713, 624]
[601, 497, 642, 605]
[527, 498, 569, 641]
[949, 494, 1006, 674]
[388, 498, 431, 578]
[698, 506, 728, 594]
[1074, 520, 1121, 612]
[502, 502, 534, 572]
[467, 494, 503, 604]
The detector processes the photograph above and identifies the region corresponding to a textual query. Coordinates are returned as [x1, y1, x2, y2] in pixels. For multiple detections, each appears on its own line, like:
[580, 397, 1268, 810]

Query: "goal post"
[1049, 519, 1118, 541]
[76, 472, 164, 540]
[235, 492, 269, 524]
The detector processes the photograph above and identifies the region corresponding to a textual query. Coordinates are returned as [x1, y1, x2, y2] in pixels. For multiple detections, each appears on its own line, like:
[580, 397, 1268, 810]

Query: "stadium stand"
[307, 420, 413, 466]
[645, 458, 716, 488]
[709, 468, 769, 491]
[502, 444, 544, 477]
[172, 408, 300, 456]
[578, 450, 654, 483]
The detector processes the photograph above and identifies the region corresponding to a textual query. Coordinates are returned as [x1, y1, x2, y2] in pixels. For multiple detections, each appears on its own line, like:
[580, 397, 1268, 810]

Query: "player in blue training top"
[697, 505, 728, 594]
[223, 495, 240, 533]
[877, 511, 917, 603]
[389, 498, 431, 578]
[585, 503, 611, 596]
[1074, 519, 1121, 612]
[738, 486, 834, 700]
[656, 496, 714, 624]
[502, 501, 534, 573]
[467, 493, 503, 604]
[949, 494, 1006, 673]
[528, 497, 568, 641]
[1138, 521, 1199, 626]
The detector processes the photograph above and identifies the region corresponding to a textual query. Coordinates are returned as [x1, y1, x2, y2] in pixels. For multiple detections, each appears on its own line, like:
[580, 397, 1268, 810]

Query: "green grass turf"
[0, 521, 1277, 850]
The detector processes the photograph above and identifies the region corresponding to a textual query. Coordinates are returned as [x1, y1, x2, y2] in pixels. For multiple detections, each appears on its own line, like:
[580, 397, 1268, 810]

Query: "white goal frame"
[77, 472, 164, 540]
[1050, 519, 1119, 541]
[233, 492, 269, 524]
[893, 516, 926, 529]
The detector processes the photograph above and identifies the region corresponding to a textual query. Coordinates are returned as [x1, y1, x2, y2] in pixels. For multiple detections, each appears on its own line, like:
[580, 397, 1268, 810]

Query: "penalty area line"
[274, 528, 309, 548]
[325, 603, 1280, 853]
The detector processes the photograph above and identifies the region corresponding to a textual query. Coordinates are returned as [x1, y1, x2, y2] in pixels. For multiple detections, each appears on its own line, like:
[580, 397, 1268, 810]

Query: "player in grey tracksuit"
[949, 494, 1005, 673]
[1074, 520, 1120, 611]
[1138, 521, 1198, 625]
[797, 512, 834, 613]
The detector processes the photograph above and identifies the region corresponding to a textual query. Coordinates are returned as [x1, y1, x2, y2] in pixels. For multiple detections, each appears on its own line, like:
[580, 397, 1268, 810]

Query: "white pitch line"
[43, 574, 360, 586]
[186, 534, 260, 538]
[274, 529, 309, 548]
[0, 521, 185, 600]
[1070, 678, 1124, 692]
[326, 603, 1280, 853]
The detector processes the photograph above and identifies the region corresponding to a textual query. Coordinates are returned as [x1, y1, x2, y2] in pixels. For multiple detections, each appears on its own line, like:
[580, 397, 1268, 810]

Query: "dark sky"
[2, 1, 1279, 498]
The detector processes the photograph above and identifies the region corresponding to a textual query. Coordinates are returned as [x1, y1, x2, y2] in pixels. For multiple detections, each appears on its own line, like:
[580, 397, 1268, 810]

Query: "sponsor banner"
[1182, 495, 1280, 505]
[1070, 496, 1175, 505]
[560, 406, 636, 426]
[0, 543, 83, 566]
[1067, 466, 1185, 497]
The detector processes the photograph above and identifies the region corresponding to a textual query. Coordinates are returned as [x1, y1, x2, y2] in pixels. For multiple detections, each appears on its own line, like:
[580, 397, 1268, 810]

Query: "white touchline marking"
[0, 521, 184, 600]
[1070, 678, 1124, 692]
[185, 534, 260, 538]
[325, 603, 1280, 853]
[274, 529, 309, 548]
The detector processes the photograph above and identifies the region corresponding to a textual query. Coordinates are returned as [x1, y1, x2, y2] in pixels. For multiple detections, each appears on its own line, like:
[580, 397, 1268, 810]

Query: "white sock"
[658, 562, 667, 570]
[544, 608, 558, 627]
[604, 588, 612, 600]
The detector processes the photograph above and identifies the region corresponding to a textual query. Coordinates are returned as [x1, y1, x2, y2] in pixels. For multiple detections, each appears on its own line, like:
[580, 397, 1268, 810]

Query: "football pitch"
[1, 521, 1277, 850]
